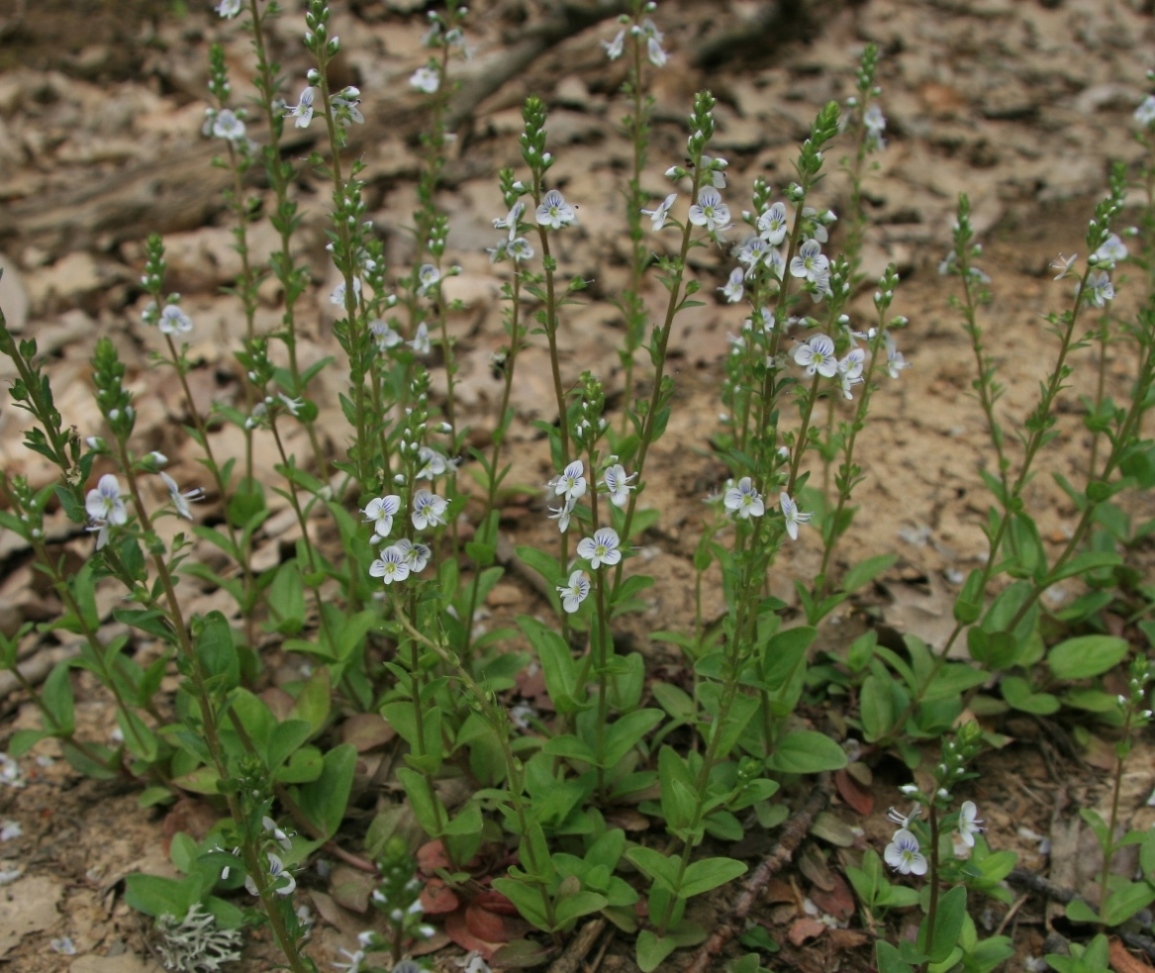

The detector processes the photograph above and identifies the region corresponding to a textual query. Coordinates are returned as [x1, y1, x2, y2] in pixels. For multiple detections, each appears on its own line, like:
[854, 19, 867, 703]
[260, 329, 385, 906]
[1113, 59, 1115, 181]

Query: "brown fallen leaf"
[810, 873, 856, 925]
[1110, 937, 1155, 973]
[835, 767, 874, 816]
[788, 916, 829, 946]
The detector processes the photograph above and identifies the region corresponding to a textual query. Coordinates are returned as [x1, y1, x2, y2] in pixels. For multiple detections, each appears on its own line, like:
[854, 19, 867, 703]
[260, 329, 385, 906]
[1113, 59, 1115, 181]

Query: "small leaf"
[1047, 635, 1128, 681]
[767, 731, 847, 774]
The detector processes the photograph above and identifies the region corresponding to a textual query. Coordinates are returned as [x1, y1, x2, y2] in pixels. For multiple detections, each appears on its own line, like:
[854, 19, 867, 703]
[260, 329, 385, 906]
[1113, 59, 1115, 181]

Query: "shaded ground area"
[1, 0, 1155, 970]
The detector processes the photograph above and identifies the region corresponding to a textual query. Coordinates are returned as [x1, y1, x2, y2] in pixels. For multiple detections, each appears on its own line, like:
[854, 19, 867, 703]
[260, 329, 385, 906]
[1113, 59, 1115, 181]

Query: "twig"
[1006, 868, 1155, 962]
[546, 917, 606, 973]
[685, 773, 832, 973]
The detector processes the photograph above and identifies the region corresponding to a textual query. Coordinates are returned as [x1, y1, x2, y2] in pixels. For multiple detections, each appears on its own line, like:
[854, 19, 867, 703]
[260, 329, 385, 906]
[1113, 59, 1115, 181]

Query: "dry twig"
[685, 773, 833, 973]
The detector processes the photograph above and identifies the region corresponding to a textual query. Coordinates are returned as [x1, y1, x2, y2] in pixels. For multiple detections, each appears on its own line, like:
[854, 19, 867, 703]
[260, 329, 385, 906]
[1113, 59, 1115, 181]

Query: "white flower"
[646, 35, 668, 67]
[410, 66, 440, 94]
[215, 0, 241, 18]
[369, 319, 403, 351]
[863, 103, 886, 150]
[884, 829, 927, 876]
[330, 89, 364, 126]
[394, 538, 432, 574]
[639, 18, 667, 67]
[577, 527, 622, 568]
[0, 819, 22, 841]
[417, 446, 448, 480]
[724, 477, 764, 519]
[50, 938, 76, 955]
[641, 193, 677, 231]
[780, 492, 812, 540]
[1136, 94, 1155, 127]
[839, 347, 865, 381]
[700, 154, 728, 189]
[956, 800, 983, 848]
[158, 304, 193, 336]
[286, 86, 315, 128]
[789, 239, 829, 282]
[272, 394, 303, 419]
[553, 460, 587, 502]
[792, 334, 838, 377]
[536, 189, 577, 229]
[245, 853, 296, 896]
[602, 464, 636, 508]
[493, 201, 524, 238]
[548, 495, 576, 533]
[719, 267, 744, 303]
[369, 546, 410, 585]
[1092, 233, 1128, 267]
[885, 334, 910, 379]
[688, 187, 730, 233]
[557, 569, 591, 614]
[262, 816, 293, 851]
[330, 277, 362, 307]
[86, 474, 128, 545]
[887, 805, 922, 829]
[417, 264, 441, 296]
[160, 472, 204, 521]
[362, 495, 401, 538]
[508, 237, 534, 262]
[412, 490, 448, 530]
[602, 28, 625, 60]
[334, 948, 366, 973]
[1051, 253, 1078, 280]
[211, 109, 246, 142]
[758, 201, 789, 245]
[410, 322, 432, 355]
[1082, 270, 1114, 308]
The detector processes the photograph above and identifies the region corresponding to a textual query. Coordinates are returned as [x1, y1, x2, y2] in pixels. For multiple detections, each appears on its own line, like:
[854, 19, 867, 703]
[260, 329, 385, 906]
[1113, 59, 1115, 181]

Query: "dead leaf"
[329, 864, 376, 913]
[787, 916, 828, 946]
[1110, 938, 1155, 973]
[420, 878, 460, 915]
[835, 768, 874, 816]
[445, 907, 509, 960]
[417, 839, 453, 873]
[810, 873, 856, 924]
[340, 713, 395, 752]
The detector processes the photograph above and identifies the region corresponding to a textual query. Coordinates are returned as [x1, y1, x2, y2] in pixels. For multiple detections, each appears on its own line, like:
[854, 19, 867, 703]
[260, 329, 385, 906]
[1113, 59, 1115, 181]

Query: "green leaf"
[521, 615, 584, 714]
[553, 890, 608, 927]
[1064, 898, 1100, 924]
[296, 744, 355, 839]
[194, 612, 239, 690]
[679, 856, 747, 898]
[542, 734, 596, 765]
[603, 709, 664, 768]
[920, 885, 966, 963]
[1100, 881, 1155, 926]
[627, 847, 680, 893]
[265, 560, 306, 635]
[289, 667, 331, 737]
[1000, 676, 1060, 715]
[40, 662, 75, 736]
[877, 941, 917, 973]
[1045, 551, 1122, 584]
[492, 878, 551, 931]
[843, 554, 896, 593]
[125, 874, 194, 919]
[767, 731, 847, 774]
[267, 720, 313, 772]
[636, 931, 677, 973]
[860, 674, 898, 742]
[1047, 635, 1128, 681]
